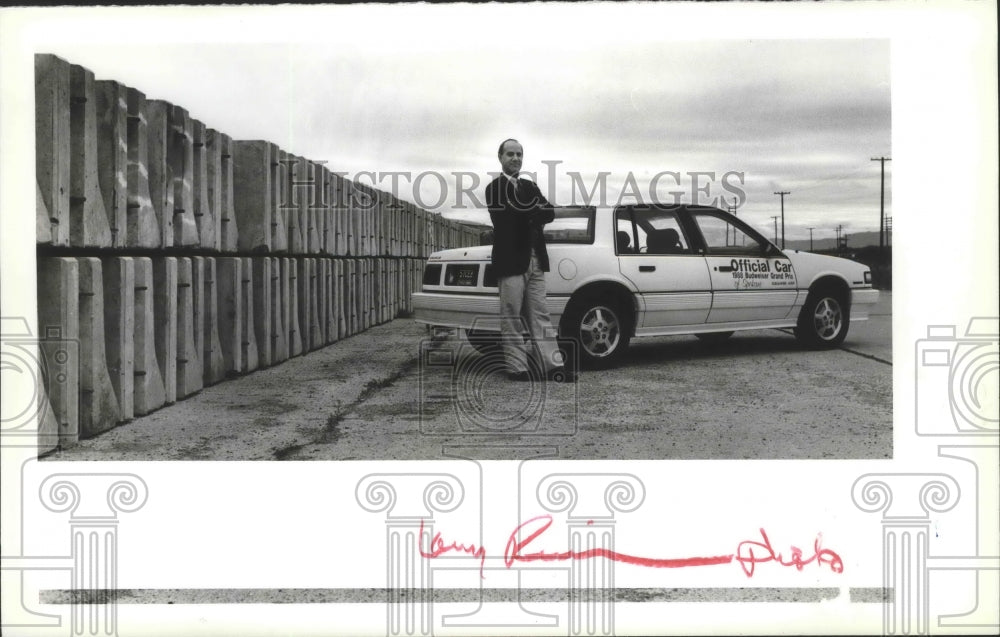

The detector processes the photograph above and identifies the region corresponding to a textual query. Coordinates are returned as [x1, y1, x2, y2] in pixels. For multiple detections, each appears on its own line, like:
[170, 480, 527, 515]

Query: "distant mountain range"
[783, 231, 890, 252]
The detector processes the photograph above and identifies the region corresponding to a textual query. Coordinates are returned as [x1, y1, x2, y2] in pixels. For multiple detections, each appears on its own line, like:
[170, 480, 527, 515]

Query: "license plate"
[444, 264, 479, 286]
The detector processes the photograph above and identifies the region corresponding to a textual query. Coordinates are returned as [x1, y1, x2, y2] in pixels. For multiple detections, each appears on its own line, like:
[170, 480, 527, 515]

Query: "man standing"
[485, 138, 574, 382]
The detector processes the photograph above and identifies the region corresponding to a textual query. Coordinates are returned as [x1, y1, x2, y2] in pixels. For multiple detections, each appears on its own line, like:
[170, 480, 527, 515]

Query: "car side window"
[615, 213, 636, 254]
[614, 209, 640, 254]
[635, 209, 689, 255]
[691, 212, 764, 255]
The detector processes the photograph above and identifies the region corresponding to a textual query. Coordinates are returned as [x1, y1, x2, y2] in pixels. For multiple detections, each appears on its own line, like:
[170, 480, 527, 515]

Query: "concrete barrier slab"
[132, 257, 166, 415]
[285, 257, 302, 357]
[168, 105, 199, 246]
[347, 259, 357, 336]
[35, 54, 71, 247]
[241, 257, 259, 373]
[331, 174, 349, 256]
[377, 258, 387, 325]
[361, 258, 371, 331]
[95, 80, 128, 248]
[231, 140, 272, 252]
[269, 144, 288, 252]
[152, 256, 178, 404]
[37, 181, 51, 245]
[269, 257, 288, 363]
[284, 153, 305, 254]
[216, 257, 242, 375]
[208, 130, 238, 252]
[192, 119, 219, 251]
[176, 257, 203, 397]
[77, 257, 120, 435]
[146, 100, 174, 248]
[37, 257, 80, 445]
[69, 65, 113, 248]
[252, 257, 272, 367]
[389, 259, 397, 319]
[296, 258, 312, 351]
[335, 260, 346, 340]
[196, 257, 226, 385]
[308, 259, 322, 349]
[101, 256, 134, 421]
[319, 165, 334, 254]
[316, 259, 327, 345]
[305, 161, 322, 254]
[124, 88, 161, 248]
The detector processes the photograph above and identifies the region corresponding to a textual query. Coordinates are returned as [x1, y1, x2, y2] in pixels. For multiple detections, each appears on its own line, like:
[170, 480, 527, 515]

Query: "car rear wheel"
[795, 289, 849, 348]
[561, 295, 631, 369]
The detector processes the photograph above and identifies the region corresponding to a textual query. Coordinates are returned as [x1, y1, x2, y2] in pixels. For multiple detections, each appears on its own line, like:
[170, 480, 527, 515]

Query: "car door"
[685, 208, 798, 323]
[615, 206, 713, 329]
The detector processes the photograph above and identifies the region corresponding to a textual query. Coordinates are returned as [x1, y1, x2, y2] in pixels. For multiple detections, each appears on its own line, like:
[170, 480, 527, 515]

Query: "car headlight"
[864, 270, 872, 284]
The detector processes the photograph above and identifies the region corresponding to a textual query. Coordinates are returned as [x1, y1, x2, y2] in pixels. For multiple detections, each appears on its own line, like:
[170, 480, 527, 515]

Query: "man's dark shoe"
[507, 371, 532, 381]
[547, 367, 577, 383]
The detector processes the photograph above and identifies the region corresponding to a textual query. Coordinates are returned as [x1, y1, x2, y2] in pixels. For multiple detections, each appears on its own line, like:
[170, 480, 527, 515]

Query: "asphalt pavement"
[44, 292, 892, 462]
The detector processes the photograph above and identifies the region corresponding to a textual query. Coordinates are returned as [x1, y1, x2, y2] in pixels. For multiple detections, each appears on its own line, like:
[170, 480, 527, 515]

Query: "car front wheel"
[561, 295, 631, 369]
[795, 289, 849, 348]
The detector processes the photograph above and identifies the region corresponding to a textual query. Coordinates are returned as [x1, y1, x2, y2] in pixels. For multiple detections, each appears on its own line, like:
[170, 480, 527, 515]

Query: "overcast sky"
[38, 3, 890, 243]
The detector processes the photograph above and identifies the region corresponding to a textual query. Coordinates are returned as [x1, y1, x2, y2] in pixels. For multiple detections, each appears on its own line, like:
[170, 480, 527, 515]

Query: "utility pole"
[871, 156, 891, 253]
[808, 227, 814, 252]
[771, 216, 779, 244]
[728, 198, 738, 245]
[774, 191, 790, 249]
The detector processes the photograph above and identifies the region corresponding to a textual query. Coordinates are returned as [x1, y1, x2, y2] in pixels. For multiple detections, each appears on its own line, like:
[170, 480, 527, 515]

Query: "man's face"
[498, 141, 523, 176]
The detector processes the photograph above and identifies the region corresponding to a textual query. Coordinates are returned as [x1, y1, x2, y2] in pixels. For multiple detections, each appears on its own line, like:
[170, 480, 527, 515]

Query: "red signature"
[419, 515, 843, 579]
[418, 519, 488, 576]
[734, 527, 844, 577]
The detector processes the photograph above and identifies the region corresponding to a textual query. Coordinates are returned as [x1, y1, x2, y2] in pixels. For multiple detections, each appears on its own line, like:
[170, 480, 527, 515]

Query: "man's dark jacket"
[485, 175, 555, 277]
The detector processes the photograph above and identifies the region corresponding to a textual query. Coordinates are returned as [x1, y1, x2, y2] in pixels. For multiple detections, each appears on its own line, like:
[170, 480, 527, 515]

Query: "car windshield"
[543, 206, 595, 244]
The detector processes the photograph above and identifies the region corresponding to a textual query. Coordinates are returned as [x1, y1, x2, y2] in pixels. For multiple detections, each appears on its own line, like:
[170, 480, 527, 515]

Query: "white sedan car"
[412, 205, 879, 368]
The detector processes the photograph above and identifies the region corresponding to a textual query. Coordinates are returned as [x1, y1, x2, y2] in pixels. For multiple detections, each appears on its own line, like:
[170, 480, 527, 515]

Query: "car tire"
[561, 295, 631, 369]
[795, 288, 850, 348]
[695, 331, 734, 345]
[466, 329, 502, 356]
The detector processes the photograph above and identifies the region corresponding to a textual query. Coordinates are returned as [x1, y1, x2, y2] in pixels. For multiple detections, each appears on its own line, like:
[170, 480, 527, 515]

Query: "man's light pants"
[497, 254, 563, 375]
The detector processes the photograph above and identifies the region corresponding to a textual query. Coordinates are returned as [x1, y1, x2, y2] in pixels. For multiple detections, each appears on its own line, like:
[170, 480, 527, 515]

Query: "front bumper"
[850, 288, 880, 320]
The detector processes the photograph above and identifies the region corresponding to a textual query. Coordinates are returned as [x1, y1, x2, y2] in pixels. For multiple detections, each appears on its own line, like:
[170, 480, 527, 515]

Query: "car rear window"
[543, 207, 595, 244]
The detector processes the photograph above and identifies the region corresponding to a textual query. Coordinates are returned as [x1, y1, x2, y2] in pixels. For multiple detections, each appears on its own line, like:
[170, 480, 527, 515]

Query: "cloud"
[45, 13, 889, 238]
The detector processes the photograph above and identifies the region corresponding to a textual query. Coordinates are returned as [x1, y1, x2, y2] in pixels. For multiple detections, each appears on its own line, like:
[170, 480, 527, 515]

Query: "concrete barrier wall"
[33, 53, 479, 452]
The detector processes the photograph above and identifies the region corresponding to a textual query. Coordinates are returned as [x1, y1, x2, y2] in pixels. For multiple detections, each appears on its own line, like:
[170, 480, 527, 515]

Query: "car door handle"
[639, 265, 656, 272]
